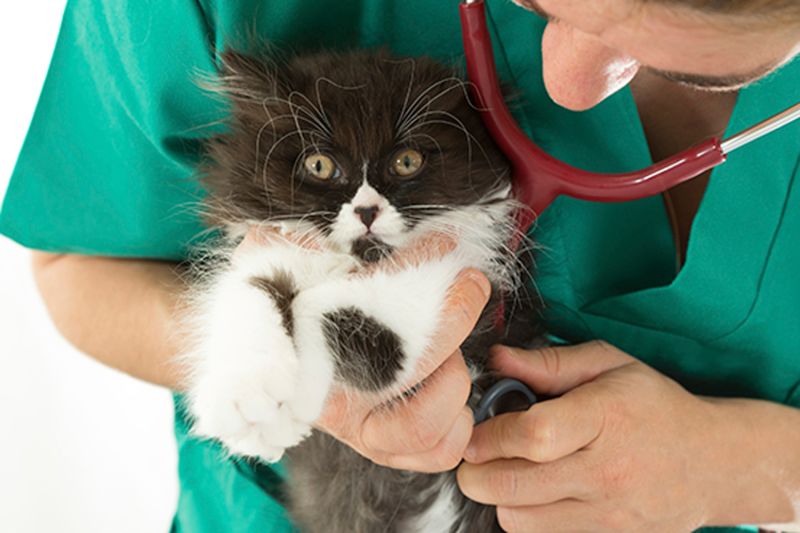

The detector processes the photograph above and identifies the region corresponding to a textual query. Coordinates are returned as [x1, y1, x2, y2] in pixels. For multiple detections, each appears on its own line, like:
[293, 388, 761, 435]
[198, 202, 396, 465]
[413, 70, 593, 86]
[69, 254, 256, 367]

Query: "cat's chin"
[351, 236, 393, 264]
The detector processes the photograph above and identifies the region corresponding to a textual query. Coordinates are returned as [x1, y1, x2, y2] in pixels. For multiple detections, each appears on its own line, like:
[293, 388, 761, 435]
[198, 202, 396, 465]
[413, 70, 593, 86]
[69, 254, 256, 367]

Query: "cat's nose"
[354, 205, 380, 229]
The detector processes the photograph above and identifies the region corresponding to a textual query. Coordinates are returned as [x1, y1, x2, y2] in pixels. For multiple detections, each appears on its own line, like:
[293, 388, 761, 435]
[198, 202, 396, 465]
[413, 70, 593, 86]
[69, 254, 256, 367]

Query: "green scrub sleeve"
[0, 0, 222, 260]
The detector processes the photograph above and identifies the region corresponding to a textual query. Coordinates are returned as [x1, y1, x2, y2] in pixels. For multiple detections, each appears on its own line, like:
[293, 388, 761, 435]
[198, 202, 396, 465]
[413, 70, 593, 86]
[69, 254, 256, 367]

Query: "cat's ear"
[214, 50, 285, 104]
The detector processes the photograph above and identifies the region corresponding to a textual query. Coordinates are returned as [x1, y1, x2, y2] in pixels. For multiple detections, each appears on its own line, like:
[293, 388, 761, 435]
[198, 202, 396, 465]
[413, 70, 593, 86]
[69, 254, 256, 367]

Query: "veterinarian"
[2, 0, 798, 531]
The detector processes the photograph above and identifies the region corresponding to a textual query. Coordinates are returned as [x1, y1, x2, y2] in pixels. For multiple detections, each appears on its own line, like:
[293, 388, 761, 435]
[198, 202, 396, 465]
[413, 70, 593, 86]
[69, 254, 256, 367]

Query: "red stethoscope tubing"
[460, 0, 727, 230]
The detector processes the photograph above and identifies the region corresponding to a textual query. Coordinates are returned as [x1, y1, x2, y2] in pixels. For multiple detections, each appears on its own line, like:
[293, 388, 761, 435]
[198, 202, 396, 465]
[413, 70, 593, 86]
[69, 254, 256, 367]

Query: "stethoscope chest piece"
[473, 378, 538, 425]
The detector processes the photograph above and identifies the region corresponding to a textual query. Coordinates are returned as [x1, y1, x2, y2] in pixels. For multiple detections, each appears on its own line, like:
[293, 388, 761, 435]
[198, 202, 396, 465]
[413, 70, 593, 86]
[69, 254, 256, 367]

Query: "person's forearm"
[31, 252, 188, 390]
[706, 397, 800, 528]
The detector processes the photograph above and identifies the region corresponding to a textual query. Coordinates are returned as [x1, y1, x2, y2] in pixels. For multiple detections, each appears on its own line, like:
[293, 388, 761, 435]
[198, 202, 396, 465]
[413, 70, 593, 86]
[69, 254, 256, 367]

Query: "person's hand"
[239, 226, 490, 473]
[457, 341, 739, 532]
[315, 237, 490, 473]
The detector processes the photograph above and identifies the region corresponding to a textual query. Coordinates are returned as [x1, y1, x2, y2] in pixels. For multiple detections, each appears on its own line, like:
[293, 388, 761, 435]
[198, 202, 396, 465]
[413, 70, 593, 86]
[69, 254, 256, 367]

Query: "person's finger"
[380, 406, 474, 473]
[236, 226, 324, 260]
[464, 387, 605, 464]
[361, 350, 472, 455]
[407, 231, 458, 261]
[234, 227, 278, 257]
[315, 384, 373, 443]
[404, 268, 491, 386]
[366, 231, 458, 275]
[495, 499, 597, 533]
[457, 456, 591, 507]
[490, 341, 635, 396]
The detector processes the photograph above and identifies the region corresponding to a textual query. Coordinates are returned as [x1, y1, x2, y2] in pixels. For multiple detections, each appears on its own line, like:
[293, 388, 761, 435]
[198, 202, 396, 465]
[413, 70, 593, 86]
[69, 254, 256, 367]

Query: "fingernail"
[460, 406, 478, 462]
[464, 440, 479, 462]
[489, 344, 507, 356]
[490, 344, 517, 360]
[463, 270, 491, 299]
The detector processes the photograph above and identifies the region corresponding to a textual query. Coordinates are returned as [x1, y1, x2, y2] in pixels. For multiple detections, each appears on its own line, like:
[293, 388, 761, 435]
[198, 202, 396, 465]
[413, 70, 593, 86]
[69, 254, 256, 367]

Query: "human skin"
[30, 0, 800, 526]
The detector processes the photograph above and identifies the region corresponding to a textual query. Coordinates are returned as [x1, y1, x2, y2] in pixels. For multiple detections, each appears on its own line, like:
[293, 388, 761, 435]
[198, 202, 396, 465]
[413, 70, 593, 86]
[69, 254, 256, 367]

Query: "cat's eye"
[391, 149, 424, 178]
[303, 153, 339, 180]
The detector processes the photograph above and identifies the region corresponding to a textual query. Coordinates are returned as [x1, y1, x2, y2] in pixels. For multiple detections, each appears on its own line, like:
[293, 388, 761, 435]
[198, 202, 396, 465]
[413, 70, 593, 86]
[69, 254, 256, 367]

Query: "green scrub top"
[2, 1, 798, 531]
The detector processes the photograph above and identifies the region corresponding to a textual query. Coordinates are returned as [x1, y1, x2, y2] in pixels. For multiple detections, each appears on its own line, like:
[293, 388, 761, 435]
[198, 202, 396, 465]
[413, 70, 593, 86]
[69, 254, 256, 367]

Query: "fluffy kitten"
[182, 48, 542, 533]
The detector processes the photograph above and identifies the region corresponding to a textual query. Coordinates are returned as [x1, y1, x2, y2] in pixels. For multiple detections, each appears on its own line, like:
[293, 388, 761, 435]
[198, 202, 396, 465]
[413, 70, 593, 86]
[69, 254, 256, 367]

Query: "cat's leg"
[184, 242, 357, 461]
[292, 254, 468, 396]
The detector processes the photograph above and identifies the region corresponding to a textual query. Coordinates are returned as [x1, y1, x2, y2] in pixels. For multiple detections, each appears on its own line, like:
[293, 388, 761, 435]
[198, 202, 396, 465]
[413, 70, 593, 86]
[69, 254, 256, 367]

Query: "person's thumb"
[489, 341, 635, 395]
[405, 269, 491, 386]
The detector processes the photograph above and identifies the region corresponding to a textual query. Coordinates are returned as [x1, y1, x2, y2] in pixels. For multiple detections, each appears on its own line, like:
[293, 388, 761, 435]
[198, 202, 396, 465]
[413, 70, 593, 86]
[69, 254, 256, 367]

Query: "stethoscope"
[461, 0, 800, 422]
[461, 0, 800, 237]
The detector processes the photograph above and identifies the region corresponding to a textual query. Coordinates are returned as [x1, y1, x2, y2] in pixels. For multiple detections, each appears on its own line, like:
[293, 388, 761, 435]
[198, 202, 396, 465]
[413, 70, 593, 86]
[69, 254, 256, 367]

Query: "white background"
[0, 3, 178, 532]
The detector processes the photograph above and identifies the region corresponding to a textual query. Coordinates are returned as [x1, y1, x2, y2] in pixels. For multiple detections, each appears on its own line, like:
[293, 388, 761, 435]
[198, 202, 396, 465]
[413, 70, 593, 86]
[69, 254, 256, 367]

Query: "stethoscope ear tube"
[721, 102, 800, 154]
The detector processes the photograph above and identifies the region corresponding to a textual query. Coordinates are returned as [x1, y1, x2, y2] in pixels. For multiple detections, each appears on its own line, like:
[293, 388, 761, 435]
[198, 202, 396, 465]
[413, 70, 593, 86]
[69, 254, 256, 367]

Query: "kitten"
[182, 48, 542, 533]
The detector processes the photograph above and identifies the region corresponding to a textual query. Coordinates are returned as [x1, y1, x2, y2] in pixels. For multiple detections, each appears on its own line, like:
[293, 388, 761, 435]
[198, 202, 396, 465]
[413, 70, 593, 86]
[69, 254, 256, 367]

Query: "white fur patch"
[406, 478, 461, 533]
[182, 241, 358, 461]
[181, 185, 517, 464]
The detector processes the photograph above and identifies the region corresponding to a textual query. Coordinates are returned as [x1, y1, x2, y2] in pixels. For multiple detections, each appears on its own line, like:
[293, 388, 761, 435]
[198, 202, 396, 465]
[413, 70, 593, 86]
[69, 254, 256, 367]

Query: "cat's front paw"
[185, 267, 325, 462]
[189, 358, 311, 461]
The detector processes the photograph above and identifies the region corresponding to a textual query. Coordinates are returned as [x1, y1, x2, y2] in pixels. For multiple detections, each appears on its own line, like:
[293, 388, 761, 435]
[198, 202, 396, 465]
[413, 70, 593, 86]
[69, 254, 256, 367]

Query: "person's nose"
[541, 20, 640, 111]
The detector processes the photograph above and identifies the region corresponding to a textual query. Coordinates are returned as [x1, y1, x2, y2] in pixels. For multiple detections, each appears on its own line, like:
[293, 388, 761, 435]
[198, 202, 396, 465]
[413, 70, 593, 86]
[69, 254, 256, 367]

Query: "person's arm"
[31, 251, 188, 389]
[30, 247, 491, 473]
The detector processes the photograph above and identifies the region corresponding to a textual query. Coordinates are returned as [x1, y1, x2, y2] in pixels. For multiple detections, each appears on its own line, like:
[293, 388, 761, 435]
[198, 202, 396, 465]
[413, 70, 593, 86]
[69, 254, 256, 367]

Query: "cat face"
[202, 50, 512, 262]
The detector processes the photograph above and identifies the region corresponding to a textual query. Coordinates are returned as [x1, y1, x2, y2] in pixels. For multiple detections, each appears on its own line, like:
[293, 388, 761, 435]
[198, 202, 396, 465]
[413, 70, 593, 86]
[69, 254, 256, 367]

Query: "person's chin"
[544, 61, 640, 111]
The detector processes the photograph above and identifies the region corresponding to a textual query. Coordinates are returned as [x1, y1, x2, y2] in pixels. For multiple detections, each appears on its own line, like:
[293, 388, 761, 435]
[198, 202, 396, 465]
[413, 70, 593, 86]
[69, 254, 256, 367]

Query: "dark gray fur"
[286, 433, 503, 533]
[250, 270, 298, 336]
[323, 307, 405, 391]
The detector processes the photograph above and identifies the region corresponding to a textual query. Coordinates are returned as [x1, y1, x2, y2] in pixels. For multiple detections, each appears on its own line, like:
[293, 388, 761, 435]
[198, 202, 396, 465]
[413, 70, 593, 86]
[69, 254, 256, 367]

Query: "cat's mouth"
[351, 236, 393, 264]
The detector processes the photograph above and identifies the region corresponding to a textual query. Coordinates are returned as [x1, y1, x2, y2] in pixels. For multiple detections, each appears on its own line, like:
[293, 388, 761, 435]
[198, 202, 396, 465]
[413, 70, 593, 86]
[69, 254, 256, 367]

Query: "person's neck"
[628, 70, 738, 267]
[629, 69, 738, 160]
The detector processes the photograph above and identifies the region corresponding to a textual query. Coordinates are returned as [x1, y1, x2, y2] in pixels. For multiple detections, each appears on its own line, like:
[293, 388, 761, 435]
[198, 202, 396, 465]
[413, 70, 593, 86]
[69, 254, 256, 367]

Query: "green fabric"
[171, 396, 296, 533]
[1, 0, 798, 531]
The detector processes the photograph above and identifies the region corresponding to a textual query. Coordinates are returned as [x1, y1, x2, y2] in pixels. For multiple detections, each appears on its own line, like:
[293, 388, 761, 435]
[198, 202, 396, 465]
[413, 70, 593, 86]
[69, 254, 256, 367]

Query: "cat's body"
[183, 49, 542, 532]
[288, 432, 499, 533]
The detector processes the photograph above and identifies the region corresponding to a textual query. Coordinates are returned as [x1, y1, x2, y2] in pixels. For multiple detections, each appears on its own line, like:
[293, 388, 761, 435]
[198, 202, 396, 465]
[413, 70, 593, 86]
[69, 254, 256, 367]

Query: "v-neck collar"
[486, 0, 800, 342]
[583, 62, 800, 341]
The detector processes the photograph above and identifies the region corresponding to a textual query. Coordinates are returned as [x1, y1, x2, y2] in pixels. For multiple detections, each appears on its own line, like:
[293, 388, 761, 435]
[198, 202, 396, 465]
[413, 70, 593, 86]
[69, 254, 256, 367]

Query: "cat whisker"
[312, 77, 336, 134]
[249, 209, 338, 226]
[314, 75, 369, 129]
[396, 203, 454, 215]
[260, 128, 320, 189]
[402, 202, 541, 298]
[261, 94, 334, 139]
[403, 111, 507, 181]
[389, 57, 417, 138]
[403, 132, 446, 172]
[404, 117, 478, 173]
[288, 90, 335, 139]
[396, 76, 472, 134]
[254, 111, 324, 182]
[397, 90, 488, 177]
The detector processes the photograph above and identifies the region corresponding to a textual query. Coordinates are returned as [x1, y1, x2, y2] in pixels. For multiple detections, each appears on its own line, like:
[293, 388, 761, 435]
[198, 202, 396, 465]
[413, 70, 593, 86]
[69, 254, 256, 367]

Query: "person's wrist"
[688, 396, 745, 527]
[699, 397, 798, 527]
